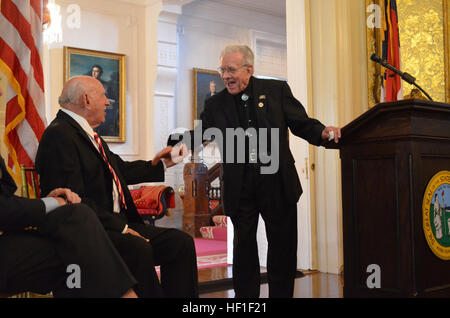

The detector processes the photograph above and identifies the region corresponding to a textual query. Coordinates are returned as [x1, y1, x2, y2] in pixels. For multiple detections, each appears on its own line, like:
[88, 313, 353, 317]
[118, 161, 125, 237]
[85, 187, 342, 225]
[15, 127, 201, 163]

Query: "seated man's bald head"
[58, 75, 110, 128]
[59, 76, 99, 107]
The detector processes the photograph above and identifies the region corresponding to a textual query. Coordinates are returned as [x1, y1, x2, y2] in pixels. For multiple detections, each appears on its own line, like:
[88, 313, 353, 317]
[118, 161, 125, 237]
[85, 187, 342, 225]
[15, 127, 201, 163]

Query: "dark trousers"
[0, 204, 136, 297]
[230, 167, 298, 298]
[107, 219, 198, 298]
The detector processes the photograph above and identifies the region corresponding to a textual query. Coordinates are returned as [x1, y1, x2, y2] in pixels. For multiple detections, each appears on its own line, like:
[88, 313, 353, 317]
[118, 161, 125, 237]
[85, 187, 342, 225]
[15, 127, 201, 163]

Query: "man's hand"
[321, 126, 341, 143]
[125, 227, 149, 242]
[47, 188, 81, 206]
[152, 144, 188, 168]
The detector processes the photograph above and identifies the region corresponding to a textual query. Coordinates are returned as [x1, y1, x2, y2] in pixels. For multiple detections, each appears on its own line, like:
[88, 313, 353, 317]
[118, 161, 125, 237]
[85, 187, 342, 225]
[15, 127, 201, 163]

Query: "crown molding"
[181, 0, 286, 37]
[113, 0, 194, 7]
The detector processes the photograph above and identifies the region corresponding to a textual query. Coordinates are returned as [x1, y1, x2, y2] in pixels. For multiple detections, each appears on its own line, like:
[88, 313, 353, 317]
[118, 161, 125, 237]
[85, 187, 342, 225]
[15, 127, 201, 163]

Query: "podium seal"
[422, 171, 450, 260]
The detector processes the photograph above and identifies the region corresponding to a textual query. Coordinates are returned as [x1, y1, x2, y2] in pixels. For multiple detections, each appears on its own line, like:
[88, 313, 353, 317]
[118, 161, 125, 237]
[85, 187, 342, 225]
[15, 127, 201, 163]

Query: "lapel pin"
[241, 94, 249, 102]
[259, 95, 266, 100]
[258, 102, 264, 108]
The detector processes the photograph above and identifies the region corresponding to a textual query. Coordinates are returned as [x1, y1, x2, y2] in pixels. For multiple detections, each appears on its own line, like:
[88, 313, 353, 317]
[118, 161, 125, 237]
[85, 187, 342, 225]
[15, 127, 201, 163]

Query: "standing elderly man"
[170, 45, 341, 298]
[35, 76, 197, 298]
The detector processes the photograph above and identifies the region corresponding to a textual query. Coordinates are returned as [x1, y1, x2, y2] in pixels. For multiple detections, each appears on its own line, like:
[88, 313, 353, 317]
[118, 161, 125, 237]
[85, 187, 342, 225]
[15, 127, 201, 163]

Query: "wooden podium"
[325, 100, 450, 297]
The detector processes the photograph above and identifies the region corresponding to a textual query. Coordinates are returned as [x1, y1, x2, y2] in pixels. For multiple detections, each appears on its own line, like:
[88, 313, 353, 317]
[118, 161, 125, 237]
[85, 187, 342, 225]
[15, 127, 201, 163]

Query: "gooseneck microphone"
[370, 53, 433, 101]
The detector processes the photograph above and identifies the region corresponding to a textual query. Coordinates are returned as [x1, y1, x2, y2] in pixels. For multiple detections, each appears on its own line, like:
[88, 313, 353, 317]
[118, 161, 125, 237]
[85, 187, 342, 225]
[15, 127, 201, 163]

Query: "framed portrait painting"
[193, 68, 225, 123]
[64, 47, 126, 142]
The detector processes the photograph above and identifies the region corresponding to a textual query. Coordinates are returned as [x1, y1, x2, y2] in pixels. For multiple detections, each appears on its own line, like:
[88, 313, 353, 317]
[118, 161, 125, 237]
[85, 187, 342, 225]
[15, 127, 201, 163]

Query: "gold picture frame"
[193, 68, 225, 125]
[366, 0, 449, 106]
[63, 47, 126, 142]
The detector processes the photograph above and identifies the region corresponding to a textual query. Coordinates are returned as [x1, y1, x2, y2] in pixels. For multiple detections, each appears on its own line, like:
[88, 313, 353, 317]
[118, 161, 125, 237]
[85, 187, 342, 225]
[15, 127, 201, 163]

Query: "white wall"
[45, 0, 162, 162]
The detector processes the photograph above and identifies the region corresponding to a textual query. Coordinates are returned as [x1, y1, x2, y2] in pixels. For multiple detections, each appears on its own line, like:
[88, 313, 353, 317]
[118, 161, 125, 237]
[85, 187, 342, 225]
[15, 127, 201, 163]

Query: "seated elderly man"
[0, 156, 138, 298]
[35, 76, 197, 298]
[0, 78, 136, 298]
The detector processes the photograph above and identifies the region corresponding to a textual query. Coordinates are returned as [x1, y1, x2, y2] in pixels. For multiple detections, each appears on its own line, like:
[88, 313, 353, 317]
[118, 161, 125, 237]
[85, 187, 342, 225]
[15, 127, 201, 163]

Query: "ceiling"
[115, 0, 195, 7]
[209, 0, 286, 18]
[115, 0, 286, 18]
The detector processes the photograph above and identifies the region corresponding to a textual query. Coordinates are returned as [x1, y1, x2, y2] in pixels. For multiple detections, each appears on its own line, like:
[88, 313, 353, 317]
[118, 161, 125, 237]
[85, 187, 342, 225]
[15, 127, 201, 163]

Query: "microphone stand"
[410, 82, 433, 102]
[370, 54, 433, 102]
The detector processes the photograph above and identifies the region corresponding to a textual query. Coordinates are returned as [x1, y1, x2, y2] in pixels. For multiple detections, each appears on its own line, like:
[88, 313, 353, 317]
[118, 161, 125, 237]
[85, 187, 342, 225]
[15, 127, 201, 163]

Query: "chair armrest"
[130, 185, 175, 217]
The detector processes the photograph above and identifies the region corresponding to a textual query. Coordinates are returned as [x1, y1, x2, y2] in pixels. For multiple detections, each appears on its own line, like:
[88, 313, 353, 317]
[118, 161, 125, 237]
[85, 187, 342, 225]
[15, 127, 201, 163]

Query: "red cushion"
[129, 187, 144, 200]
[136, 208, 159, 216]
[210, 200, 220, 210]
[129, 185, 175, 216]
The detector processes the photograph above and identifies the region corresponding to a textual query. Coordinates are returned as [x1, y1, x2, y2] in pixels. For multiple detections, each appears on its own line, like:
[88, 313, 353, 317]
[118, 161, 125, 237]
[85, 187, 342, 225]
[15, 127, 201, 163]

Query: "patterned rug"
[197, 253, 228, 269]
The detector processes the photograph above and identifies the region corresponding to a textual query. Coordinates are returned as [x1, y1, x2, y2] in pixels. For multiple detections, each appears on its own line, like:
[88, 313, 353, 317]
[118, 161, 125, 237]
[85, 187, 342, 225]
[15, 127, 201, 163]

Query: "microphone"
[370, 53, 433, 101]
[370, 54, 416, 84]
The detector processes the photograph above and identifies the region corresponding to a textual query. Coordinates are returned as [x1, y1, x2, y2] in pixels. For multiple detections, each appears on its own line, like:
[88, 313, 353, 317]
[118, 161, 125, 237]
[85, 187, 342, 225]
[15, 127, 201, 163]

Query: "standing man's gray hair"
[220, 45, 255, 66]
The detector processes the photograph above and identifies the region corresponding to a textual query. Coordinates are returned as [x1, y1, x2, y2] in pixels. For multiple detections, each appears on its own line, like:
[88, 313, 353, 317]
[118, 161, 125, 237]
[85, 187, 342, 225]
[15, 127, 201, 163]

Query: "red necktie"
[93, 132, 127, 210]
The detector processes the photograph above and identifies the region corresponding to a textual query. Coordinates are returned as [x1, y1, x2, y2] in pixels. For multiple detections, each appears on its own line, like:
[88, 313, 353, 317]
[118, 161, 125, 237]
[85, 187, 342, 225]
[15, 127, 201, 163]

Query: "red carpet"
[194, 238, 228, 269]
[194, 238, 227, 256]
[156, 238, 228, 273]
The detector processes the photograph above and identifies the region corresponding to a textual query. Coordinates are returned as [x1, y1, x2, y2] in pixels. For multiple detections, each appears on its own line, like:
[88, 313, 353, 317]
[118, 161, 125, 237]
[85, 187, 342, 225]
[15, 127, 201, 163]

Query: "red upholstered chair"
[129, 185, 175, 226]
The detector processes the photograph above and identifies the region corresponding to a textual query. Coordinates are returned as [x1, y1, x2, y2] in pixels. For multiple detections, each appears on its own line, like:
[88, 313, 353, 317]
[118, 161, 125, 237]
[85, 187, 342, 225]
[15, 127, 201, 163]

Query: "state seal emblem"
[422, 171, 450, 260]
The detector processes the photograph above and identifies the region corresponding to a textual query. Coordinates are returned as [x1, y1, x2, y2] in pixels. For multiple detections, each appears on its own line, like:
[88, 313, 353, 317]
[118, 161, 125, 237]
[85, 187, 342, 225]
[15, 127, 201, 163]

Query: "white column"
[308, 0, 368, 274]
[286, 0, 314, 271]
[154, 5, 180, 154]
[153, 4, 182, 191]
[308, 0, 343, 275]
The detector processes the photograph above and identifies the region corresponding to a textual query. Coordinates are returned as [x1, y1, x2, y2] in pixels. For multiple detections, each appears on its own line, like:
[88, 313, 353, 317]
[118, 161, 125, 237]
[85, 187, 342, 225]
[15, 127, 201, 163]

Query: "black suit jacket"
[0, 157, 47, 233]
[35, 111, 165, 232]
[187, 77, 325, 216]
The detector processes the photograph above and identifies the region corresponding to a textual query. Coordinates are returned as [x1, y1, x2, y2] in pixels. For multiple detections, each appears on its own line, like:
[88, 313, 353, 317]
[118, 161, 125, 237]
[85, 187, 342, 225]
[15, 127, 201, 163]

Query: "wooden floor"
[198, 265, 344, 298]
[155, 217, 343, 298]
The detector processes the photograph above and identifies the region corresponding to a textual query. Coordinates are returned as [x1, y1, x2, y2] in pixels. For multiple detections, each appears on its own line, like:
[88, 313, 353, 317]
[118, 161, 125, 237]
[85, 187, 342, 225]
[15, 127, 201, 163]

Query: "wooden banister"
[181, 161, 223, 237]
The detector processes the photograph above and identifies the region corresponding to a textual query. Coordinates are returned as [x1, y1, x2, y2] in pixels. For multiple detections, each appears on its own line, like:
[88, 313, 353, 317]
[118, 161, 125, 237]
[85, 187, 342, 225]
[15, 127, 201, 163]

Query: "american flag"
[381, 0, 403, 102]
[0, 0, 47, 188]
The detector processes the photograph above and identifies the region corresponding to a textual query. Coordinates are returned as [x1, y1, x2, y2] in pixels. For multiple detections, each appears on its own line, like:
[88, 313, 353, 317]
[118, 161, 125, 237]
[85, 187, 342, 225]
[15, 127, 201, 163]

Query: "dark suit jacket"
[0, 156, 46, 292]
[35, 110, 165, 232]
[190, 77, 325, 216]
[0, 157, 46, 233]
[0, 156, 138, 296]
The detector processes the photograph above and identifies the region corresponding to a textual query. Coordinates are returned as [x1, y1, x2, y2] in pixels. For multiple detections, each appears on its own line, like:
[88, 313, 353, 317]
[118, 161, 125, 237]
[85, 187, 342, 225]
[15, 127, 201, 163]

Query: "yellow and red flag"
[381, 0, 403, 102]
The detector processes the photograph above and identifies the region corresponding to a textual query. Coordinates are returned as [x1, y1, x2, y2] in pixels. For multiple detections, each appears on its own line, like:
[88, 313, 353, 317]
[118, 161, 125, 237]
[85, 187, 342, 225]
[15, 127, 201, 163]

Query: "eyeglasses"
[217, 64, 249, 75]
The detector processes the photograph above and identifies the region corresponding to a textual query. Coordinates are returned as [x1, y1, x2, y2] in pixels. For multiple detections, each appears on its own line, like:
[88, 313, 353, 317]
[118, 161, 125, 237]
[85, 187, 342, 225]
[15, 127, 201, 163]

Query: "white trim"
[286, 0, 314, 270]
